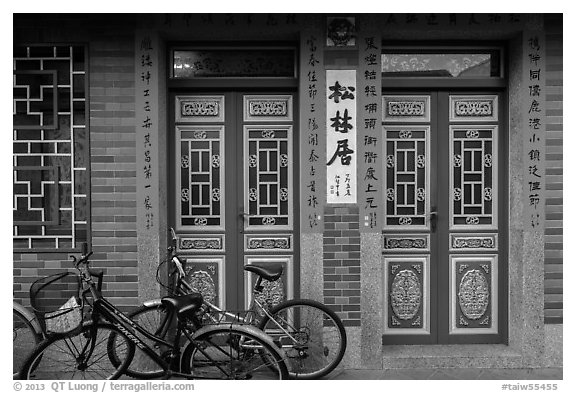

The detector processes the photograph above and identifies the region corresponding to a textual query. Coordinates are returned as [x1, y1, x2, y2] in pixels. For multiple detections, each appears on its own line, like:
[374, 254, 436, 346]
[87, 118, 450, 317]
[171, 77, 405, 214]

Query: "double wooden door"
[382, 91, 507, 344]
[171, 92, 297, 311]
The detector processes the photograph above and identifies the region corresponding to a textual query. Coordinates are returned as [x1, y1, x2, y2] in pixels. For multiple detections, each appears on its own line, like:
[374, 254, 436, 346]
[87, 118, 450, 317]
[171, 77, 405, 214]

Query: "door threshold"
[382, 344, 523, 369]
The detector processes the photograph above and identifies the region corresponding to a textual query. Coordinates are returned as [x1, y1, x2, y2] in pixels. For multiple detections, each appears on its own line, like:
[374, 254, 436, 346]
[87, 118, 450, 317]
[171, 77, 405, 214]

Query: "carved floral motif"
[458, 269, 490, 320]
[181, 101, 220, 117]
[180, 238, 222, 250]
[186, 270, 217, 304]
[454, 100, 493, 117]
[387, 101, 426, 117]
[254, 279, 285, 316]
[385, 238, 427, 249]
[248, 238, 290, 250]
[249, 101, 288, 117]
[390, 269, 422, 320]
[452, 237, 495, 249]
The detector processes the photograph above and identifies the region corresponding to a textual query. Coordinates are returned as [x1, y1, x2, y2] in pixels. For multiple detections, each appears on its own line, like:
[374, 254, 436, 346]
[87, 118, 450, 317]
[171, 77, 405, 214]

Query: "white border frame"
[383, 95, 431, 123]
[243, 95, 293, 122]
[449, 255, 498, 335]
[449, 94, 498, 122]
[178, 234, 225, 253]
[382, 233, 430, 253]
[244, 233, 293, 253]
[449, 233, 498, 252]
[175, 95, 225, 123]
[383, 255, 430, 336]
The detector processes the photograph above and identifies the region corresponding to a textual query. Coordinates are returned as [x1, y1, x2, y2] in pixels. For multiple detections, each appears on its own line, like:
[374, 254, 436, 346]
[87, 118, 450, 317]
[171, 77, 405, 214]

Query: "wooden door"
[171, 92, 298, 311]
[382, 92, 507, 344]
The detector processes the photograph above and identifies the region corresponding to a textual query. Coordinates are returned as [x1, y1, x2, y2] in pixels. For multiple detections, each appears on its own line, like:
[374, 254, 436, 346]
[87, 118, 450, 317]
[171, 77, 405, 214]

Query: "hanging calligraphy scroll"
[135, 33, 160, 232]
[300, 23, 326, 232]
[326, 69, 357, 204]
[523, 30, 546, 230]
[357, 22, 383, 231]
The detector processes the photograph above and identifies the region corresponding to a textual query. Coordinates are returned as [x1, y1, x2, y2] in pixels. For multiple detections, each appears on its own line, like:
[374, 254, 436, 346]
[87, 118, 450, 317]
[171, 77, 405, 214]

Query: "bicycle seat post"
[253, 275, 264, 294]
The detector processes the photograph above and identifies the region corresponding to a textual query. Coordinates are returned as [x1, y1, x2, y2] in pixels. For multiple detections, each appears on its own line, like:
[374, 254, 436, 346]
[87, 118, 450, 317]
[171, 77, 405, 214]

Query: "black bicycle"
[19, 252, 289, 380]
[120, 228, 347, 380]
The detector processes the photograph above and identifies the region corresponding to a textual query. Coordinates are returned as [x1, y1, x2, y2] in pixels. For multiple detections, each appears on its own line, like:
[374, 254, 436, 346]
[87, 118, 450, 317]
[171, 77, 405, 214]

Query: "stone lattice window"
[13, 45, 90, 251]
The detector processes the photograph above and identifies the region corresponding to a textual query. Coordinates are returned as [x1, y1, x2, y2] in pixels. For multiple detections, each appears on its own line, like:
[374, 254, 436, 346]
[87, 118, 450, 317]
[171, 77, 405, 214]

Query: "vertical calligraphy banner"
[135, 31, 162, 301]
[357, 19, 383, 232]
[300, 22, 326, 233]
[326, 69, 357, 204]
[523, 29, 546, 231]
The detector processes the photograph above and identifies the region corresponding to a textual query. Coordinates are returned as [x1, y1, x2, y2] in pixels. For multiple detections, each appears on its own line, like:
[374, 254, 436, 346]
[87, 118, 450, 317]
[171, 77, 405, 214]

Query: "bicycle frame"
[84, 272, 240, 379]
[169, 255, 300, 347]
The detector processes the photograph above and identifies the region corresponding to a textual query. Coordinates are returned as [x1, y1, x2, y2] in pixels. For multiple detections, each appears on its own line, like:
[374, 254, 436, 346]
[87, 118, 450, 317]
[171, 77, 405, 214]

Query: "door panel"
[382, 92, 506, 344]
[172, 92, 297, 311]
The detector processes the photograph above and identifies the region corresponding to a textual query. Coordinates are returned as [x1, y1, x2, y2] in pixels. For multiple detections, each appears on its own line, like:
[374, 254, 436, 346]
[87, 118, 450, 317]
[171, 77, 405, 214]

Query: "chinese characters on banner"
[326, 70, 357, 204]
[524, 31, 546, 230]
[300, 30, 325, 231]
[381, 13, 524, 28]
[136, 34, 158, 231]
[358, 30, 382, 231]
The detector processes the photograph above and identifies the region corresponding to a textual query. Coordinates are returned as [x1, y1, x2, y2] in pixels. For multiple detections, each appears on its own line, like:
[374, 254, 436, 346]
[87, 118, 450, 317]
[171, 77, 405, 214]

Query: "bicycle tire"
[108, 302, 173, 379]
[180, 324, 289, 380]
[21, 322, 135, 380]
[13, 305, 43, 378]
[257, 298, 347, 379]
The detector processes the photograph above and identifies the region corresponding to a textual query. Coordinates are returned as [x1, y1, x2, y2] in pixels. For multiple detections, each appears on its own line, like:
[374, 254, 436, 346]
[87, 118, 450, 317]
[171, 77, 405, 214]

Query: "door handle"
[239, 212, 253, 221]
[429, 210, 438, 232]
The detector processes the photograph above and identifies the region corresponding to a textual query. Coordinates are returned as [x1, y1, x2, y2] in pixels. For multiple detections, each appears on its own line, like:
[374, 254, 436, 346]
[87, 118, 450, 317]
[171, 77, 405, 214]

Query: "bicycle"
[19, 251, 289, 380]
[120, 228, 347, 380]
[13, 264, 105, 378]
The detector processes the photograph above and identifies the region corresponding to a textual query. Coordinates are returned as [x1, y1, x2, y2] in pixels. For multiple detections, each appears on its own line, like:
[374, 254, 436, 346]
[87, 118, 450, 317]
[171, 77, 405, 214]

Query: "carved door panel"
[172, 93, 297, 311]
[382, 92, 506, 344]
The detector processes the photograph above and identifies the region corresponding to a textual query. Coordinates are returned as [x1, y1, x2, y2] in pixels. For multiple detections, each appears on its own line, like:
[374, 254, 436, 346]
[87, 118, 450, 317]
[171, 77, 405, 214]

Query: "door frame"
[168, 88, 300, 311]
[381, 87, 509, 345]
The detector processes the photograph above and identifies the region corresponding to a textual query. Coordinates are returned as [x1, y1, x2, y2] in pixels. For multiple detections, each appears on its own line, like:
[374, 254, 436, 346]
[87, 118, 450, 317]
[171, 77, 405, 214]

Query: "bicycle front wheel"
[21, 322, 135, 380]
[180, 324, 289, 380]
[13, 306, 42, 378]
[257, 298, 347, 379]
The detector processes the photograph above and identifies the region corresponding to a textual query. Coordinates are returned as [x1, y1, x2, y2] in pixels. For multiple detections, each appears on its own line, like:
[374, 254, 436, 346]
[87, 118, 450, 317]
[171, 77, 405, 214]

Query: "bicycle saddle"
[161, 293, 203, 318]
[244, 264, 283, 281]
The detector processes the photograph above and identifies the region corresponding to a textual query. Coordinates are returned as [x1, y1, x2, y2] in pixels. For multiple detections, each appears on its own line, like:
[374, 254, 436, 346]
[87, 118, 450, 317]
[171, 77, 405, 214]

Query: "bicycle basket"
[30, 272, 83, 334]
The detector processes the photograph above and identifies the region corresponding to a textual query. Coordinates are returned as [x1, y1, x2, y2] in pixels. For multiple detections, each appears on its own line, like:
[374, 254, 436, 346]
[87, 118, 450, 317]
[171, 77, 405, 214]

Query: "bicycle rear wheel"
[257, 298, 347, 379]
[13, 306, 42, 378]
[180, 324, 289, 380]
[21, 322, 135, 380]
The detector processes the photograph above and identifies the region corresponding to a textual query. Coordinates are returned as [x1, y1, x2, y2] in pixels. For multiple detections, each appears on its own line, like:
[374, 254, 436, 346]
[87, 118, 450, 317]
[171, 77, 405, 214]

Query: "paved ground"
[328, 367, 563, 380]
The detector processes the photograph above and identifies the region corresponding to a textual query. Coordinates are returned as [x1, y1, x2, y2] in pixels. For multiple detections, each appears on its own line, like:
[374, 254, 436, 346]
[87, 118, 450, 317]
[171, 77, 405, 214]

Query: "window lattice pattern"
[384, 126, 430, 228]
[245, 126, 292, 228]
[13, 45, 89, 251]
[177, 126, 224, 229]
[450, 126, 497, 228]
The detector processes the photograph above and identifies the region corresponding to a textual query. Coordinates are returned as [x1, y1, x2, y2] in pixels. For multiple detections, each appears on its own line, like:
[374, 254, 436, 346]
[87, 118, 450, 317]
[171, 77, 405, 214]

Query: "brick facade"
[323, 205, 361, 326]
[89, 37, 139, 310]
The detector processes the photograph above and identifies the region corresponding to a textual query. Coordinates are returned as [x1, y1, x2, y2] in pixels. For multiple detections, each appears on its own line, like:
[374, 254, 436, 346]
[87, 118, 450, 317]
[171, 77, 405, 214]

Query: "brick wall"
[544, 14, 563, 324]
[323, 205, 361, 326]
[89, 36, 139, 311]
[12, 15, 142, 313]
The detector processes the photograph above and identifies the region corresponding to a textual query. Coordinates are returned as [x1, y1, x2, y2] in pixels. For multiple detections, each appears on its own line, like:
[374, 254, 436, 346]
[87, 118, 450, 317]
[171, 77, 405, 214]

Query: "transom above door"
[171, 92, 298, 311]
[382, 92, 507, 344]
